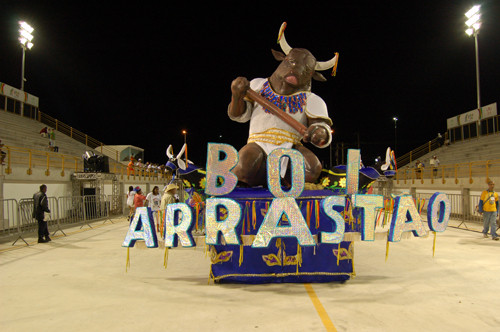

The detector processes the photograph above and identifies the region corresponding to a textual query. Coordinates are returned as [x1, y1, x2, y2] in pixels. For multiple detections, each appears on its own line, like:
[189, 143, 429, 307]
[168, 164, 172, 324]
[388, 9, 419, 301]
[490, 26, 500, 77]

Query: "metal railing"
[394, 159, 500, 185]
[3, 145, 82, 176]
[388, 190, 495, 230]
[108, 194, 124, 216]
[0, 195, 116, 245]
[2, 144, 170, 181]
[1, 102, 105, 152]
[397, 114, 500, 168]
[0, 103, 162, 175]
[412, 193, 486, 229]
[396, 135, 446, 168]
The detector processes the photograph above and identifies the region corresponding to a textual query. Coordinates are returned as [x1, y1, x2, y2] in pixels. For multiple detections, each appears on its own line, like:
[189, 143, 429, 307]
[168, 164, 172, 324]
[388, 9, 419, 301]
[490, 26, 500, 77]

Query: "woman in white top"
[146, 186, 162, 233]
[126, 186, 136, 220]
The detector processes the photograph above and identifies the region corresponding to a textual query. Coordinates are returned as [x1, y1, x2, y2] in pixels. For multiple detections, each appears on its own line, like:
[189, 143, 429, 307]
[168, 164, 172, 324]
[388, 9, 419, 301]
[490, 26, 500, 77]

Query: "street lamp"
[393, 117, 398, 154]
[464, 5, 482, 113]
[182, 130, 187, 165]
[18, 21, 34, 91]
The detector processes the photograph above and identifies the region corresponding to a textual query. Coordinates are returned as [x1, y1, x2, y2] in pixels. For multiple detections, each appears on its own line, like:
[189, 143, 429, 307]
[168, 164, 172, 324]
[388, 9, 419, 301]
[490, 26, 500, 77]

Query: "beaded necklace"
[260, 80, 307, 114]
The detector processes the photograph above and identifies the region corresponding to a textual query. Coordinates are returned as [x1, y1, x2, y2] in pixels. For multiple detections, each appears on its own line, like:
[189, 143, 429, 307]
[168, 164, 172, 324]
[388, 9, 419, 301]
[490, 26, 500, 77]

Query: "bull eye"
[286, 58, 296, 67]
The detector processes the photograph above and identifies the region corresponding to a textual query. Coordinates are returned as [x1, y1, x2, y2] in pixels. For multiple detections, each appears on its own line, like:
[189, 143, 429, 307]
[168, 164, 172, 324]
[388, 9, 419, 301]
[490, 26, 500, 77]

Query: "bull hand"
[231, 77, 250, 100]
[303, 123, 330, 148]
[229, 77, 250, 118]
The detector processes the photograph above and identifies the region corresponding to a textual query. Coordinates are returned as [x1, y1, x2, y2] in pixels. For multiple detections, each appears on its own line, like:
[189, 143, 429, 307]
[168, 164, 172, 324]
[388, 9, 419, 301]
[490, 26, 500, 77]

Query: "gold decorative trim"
[248, 128, 301, 145]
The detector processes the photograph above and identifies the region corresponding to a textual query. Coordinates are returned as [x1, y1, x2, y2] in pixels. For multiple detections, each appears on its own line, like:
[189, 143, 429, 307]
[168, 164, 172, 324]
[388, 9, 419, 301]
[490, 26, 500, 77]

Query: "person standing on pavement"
[479, 179, 499, 241]
[126, 186, 136, 221]
[145, 186, 162, 231]
[160, 183, 179, 210]
[133, 187, 147, 210]
[32, 184, 51, 243]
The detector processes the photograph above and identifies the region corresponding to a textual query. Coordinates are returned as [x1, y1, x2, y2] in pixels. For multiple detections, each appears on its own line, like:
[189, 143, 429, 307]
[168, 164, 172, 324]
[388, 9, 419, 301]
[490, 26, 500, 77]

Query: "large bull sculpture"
[228, 22, 338, 187]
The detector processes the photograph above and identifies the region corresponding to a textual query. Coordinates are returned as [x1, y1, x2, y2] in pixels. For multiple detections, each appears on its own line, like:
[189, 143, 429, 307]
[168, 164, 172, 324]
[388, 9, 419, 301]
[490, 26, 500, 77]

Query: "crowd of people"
[32, 182, 183, 244]
[126, 184, 180, 232]
[412, 155, 440, 179]
[127, 157, 167, 177]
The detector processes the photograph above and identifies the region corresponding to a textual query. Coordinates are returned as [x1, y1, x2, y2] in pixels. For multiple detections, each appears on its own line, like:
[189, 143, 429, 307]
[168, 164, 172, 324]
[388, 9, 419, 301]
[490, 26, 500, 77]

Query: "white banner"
[447, 117, 459, 129]
[481, 102, 497, 119]
[0, 82, 39, 107]
[459, 109, 480, 126]
[447, 102, 497, 129]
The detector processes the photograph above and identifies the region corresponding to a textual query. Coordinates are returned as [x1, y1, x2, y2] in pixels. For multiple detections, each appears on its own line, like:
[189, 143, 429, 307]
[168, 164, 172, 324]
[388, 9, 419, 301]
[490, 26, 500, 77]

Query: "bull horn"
[277, 22, 292, 55]
[315, 52, 339, 76]
[278, 22, 339, 76]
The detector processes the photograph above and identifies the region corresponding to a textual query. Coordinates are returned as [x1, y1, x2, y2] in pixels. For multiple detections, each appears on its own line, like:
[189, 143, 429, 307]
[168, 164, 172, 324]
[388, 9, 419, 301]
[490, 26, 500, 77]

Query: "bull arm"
[304, 118, 332, 148]
[228, 77, 250, 118]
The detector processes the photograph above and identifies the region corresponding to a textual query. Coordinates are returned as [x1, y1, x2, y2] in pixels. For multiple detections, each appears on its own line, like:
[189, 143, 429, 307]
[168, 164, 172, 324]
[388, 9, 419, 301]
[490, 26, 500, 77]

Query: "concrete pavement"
[1, 217, 499, 331]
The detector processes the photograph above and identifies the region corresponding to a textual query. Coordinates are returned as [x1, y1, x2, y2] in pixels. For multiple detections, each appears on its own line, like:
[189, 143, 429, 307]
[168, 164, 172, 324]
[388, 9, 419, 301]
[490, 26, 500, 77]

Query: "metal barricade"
[81, 195, 111, 227]
[1, 194, 116, 245]
[18, 198, 37, 233]
[107, 194, 123, 216]
[0, 199, 21, 238]
[57, 196, 85, 226]
[45, 196, 62, 234]
[414, 193, 483, 229]
[457, 194, 483, 229]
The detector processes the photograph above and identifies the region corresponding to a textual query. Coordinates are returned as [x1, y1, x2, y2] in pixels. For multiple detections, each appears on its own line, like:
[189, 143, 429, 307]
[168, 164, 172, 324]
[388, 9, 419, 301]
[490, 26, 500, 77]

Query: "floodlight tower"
[18, 21, 35, 91]
[464, 5, 482, 111]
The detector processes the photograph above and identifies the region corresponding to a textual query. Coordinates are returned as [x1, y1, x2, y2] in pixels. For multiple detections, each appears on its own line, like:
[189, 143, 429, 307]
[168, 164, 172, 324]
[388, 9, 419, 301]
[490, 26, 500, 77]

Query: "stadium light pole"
[393, 117, 398, 154]
[18, 21, 34, 91]
[464, 5, 482, 134]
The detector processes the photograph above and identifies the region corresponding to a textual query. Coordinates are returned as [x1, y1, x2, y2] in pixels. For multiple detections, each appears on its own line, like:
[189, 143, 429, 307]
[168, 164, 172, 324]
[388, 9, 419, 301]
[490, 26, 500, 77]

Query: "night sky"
[1, 1, 499, 167]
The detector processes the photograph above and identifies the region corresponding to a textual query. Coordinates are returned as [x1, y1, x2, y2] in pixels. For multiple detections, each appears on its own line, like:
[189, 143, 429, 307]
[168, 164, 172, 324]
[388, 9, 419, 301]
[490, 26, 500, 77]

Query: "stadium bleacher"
[407, 132, 500, 168]
[0, 110, 98, 157]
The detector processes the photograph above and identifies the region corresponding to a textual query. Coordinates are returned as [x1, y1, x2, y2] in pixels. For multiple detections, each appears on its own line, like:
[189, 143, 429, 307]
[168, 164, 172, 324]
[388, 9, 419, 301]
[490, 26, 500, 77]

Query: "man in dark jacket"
[32, 184, 51, 243]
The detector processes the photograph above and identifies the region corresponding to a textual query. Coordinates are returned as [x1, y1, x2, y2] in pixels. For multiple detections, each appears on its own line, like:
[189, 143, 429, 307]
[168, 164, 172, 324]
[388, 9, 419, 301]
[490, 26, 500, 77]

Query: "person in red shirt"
[127, 157, 135, 176]
[133, 187, 146, 209]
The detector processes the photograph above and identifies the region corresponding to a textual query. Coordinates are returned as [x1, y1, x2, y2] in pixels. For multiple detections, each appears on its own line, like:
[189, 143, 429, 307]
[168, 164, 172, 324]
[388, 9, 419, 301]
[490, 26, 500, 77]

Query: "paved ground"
[1, 217, 499, 332]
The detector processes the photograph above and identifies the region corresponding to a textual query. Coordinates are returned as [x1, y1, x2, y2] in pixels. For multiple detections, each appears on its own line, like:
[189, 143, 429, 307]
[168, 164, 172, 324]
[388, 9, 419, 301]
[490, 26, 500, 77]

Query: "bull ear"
[271, 49, 286, 61]
[166, 145, 174, 159]
[177, 144, 186, 160]
[312, 72, 327, 82]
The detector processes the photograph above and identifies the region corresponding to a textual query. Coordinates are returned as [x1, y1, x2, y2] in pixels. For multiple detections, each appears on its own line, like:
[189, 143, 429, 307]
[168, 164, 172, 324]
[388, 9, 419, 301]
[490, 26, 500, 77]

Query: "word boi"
[123, 144, 450, 248]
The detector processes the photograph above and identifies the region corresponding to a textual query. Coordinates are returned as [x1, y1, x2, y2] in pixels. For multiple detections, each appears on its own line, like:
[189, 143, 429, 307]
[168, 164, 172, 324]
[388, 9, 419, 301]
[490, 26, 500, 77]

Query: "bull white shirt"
[229, 78, 332, 176]
[230, 78, 331, 150]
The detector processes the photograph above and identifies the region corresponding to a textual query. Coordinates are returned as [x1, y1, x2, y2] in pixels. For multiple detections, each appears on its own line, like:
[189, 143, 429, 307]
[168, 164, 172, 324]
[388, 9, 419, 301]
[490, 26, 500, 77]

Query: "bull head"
[275, 22, 339, 82]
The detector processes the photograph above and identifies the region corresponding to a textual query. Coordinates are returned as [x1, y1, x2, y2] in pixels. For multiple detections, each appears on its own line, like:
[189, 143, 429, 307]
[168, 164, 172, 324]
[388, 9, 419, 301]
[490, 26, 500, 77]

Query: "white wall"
[4, 182, 72, 202]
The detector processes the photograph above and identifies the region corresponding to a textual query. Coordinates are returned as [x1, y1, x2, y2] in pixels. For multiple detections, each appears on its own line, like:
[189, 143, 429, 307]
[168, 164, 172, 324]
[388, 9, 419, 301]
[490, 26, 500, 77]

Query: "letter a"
[122, 207, 158, 248]
[252, 197, 314, 248]
[388, 195, 428, 242]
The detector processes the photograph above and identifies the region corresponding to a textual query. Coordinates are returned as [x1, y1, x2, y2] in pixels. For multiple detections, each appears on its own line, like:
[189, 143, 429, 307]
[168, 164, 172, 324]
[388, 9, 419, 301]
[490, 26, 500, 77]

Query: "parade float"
[122, 23, 450, 284]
